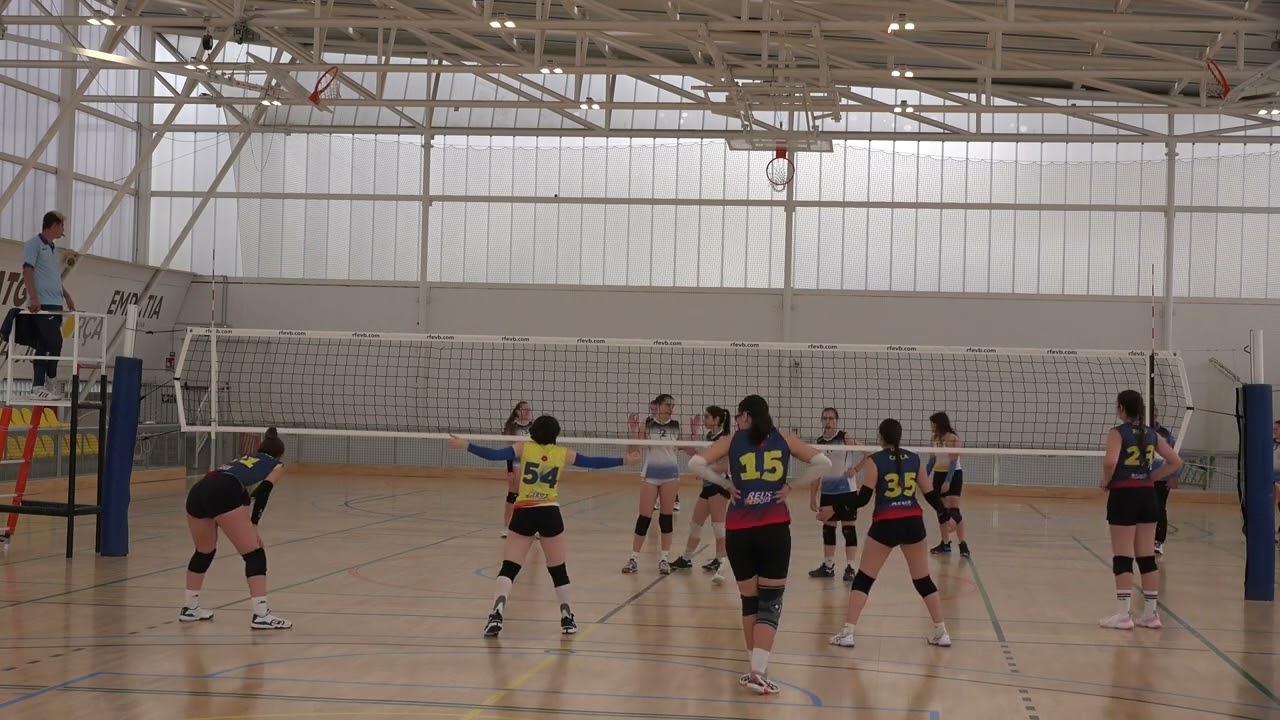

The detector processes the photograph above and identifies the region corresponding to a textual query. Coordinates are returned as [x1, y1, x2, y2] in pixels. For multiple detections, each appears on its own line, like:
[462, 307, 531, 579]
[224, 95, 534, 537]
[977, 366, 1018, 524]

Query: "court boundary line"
[1070, 534, 1279, 707]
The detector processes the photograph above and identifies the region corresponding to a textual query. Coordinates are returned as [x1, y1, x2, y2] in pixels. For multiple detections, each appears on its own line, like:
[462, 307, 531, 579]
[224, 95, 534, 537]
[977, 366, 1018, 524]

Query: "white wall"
[179, 278, 1274, 451]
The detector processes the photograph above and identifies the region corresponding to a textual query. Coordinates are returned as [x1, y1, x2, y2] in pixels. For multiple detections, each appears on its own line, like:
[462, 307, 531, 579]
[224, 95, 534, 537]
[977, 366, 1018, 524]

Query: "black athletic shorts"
[935, 469, 964, 497]
[509, 505, 565, 538]
[699, 482, 731, 500]
[185, 472, 249, 519]
[1106, 486, 1159, 526]
[867, 515, 928, 548]
[820, 492, 859, 523]
[725, 522, 791, 582]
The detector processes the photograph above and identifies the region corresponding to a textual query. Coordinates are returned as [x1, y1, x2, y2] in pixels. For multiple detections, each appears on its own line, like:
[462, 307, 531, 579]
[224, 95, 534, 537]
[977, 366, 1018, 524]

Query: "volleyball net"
[173, 328, 1192, 466]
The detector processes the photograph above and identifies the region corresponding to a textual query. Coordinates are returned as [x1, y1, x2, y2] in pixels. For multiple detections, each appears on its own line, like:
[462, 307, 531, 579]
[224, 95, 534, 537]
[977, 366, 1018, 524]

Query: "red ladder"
[0, 404, 48, 545]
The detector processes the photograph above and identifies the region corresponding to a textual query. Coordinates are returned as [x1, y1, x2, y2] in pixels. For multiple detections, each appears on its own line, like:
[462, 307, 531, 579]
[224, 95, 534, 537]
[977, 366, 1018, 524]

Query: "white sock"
[1115, 591, 1132, 616]
[554, 582, 571, 607]
[934, 621, 947, 636]
[661, 551, 669, 562]
[494, 576, 513, 611]
[251, 596, 269, 617]
[629, 551, 638, 561]
[711, 522, 725, 540]
[1143, 591, 1158, 616]
[843, 622, 856, 635]
[823, 558, 835, 568]
[718, 556, 728, 567]
[184, 589, 200, 609]
[750, 648, 770, 675]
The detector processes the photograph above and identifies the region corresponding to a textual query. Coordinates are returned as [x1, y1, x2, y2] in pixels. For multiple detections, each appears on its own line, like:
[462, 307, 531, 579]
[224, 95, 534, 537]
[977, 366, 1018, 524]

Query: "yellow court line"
[188, 707, 524, 712]
[459, 624, 599, 720]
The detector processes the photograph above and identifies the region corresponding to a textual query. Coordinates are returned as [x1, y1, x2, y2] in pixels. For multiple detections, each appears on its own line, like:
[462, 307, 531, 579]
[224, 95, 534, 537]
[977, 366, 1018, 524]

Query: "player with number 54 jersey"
[450, 416, 640, 640]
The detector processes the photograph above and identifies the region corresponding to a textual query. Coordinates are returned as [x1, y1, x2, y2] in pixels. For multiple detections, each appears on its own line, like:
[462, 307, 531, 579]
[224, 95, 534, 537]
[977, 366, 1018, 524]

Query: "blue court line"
[0, 672, 100, 709]
[1070, 535, 1280, 707]
[133, 646, 939, 716]
[5, 629, 1269, 713]
[0, 493, 533, 611]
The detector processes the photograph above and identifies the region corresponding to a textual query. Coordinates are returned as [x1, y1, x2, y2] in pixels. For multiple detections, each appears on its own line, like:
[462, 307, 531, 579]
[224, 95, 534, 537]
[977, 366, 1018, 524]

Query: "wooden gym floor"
[0, 470, 1277, 720]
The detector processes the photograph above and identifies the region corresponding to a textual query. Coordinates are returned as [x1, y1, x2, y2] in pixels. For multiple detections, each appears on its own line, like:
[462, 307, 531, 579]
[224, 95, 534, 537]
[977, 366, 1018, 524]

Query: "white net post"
[174, 329, 1193, 486]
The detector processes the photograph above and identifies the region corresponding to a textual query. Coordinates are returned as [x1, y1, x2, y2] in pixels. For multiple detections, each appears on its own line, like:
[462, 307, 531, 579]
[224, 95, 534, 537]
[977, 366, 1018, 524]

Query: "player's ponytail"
[1116, 390, 1149, 467]
[738, 395, 774, 446]
[879, 418, 904, 479]
[258, 427, 285, 459]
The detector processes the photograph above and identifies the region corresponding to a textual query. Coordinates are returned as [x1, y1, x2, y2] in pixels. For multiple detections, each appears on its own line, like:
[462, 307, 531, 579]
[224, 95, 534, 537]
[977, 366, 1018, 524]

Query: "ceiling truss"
[0, 0, 1279, 141]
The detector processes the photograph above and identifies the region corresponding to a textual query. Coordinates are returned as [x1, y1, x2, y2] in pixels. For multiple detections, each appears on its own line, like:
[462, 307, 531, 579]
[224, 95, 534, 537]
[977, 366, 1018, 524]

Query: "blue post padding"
[100, 357, 142, 557]
[1242, 383, 1275, 601]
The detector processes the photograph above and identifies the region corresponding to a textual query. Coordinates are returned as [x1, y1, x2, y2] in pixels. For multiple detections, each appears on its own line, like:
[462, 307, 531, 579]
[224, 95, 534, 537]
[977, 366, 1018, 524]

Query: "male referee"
[21, 211, 76, 401]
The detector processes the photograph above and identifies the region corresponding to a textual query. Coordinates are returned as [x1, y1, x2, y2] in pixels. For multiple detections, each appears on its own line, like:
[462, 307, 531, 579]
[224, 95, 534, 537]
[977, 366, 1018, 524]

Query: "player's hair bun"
[264, 427, 279, 439]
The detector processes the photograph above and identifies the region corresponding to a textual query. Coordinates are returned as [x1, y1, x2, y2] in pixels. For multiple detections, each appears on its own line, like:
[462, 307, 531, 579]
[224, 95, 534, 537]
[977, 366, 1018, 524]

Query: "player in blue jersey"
[671, 405, 732, 585]
[1100, 390, 1182, 630]
[688, 395, 832, 695]
[500, 401, 533, 537]
[180, 428, 291, 629]
[624, 393, 683, 575]
[1148, 406, 1180, 555]
[829, 418, 956, 649]
[927, 412, 969, 557]
[807, 408, 865, 581]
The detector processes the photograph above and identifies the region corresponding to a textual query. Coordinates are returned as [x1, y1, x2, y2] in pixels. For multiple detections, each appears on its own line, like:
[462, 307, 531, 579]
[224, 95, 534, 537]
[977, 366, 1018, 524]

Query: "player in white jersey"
[500, 401, 532, 538]
[927, 412, 969, 558]
[670, 405, 732, 585]
[624, 393, 682, 575]
[808, 408, 865, 581]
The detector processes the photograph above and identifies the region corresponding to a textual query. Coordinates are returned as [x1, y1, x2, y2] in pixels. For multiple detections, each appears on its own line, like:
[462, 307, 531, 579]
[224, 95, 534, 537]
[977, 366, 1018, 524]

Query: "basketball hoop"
[308, 66, 340, 105]
[765, 144, 794, 193]
[1205, 58, 1230, 99]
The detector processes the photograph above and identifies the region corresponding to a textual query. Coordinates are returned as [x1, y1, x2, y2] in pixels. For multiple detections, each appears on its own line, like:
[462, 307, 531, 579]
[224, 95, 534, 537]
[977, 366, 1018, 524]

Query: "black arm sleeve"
[250, 480, 274, 525]
[922, 488, 949, 523]
[849, 485, 874, 509]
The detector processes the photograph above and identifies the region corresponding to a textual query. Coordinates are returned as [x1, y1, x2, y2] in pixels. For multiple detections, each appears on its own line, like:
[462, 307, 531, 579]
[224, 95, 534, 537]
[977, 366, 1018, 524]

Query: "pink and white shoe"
[1100, 612, 1134, 630]
[1136, 612, 1163, 629]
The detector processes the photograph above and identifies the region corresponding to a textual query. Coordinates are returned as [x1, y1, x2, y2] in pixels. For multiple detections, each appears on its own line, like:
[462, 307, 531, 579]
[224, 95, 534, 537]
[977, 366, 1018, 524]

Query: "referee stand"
[0, 307, 120, 558]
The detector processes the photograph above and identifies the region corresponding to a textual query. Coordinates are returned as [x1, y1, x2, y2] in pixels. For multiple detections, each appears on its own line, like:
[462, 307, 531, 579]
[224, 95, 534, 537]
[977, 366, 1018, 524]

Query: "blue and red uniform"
[726, 428, 792, 530]
[869, 448, 924, 521]
[1109, 424, 1159, 489]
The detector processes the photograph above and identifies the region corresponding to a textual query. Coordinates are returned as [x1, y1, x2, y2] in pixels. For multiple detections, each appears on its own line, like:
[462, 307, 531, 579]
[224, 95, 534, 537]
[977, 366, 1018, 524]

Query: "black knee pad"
[547, 563, 570, 587]
[187, 548, 215, 574]
[740, 595, 759, 617]
[634, 515, 652, 537]
[756, 586, 785, 629]
[506, 491, 518, 504]
[851, 570, 876, 594]
[822, 523, 837, 545]
[1136, 555, 1158, 574]
[499, 559, 522, 580]
[949, 507, 963, 524]
[1112, 555, 1133, 576]
[842, 525, 858, 547]
[912, 575, 938, 597]
[242, 547, 266, 578]
[658, 513, 674, 534]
